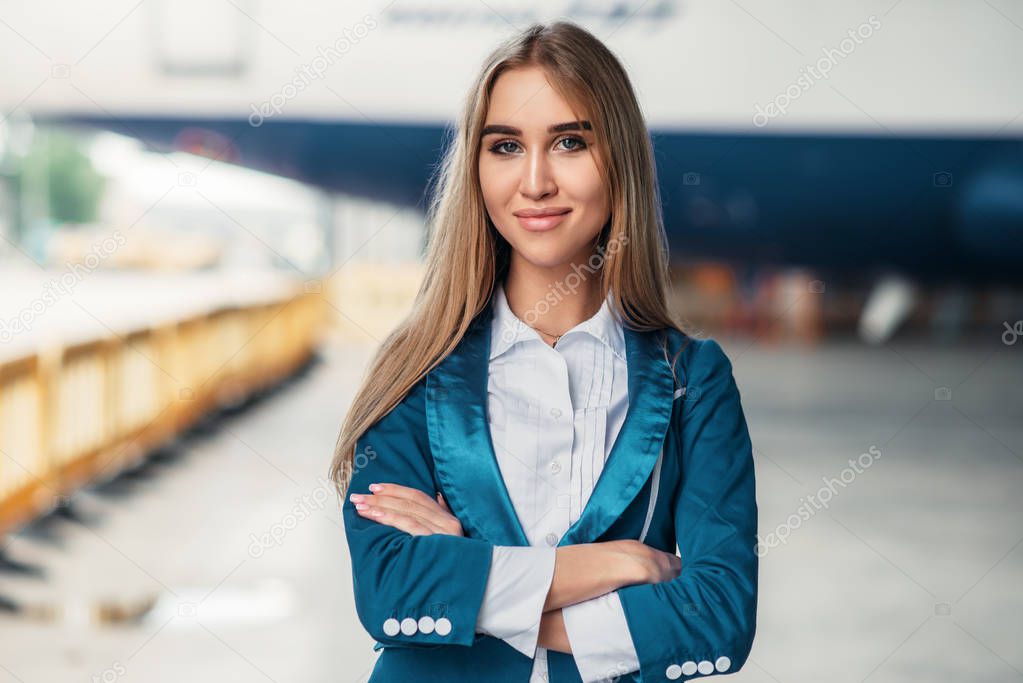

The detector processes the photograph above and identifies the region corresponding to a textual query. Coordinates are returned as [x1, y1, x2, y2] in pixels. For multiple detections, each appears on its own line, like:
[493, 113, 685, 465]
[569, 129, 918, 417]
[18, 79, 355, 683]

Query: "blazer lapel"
[559, 322, 676, 546]
[426, 297, 532, 547]
[426, 296, 676, 549]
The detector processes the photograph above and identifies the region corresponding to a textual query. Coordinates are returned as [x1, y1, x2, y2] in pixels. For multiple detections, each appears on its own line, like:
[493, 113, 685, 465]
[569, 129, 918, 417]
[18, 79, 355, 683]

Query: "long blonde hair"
[329, 20, 685, 500]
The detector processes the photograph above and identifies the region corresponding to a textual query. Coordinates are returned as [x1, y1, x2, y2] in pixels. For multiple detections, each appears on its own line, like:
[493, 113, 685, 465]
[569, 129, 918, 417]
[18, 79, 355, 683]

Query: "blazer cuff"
[562, 591, 640, 682]
[475, 545, 556, 658]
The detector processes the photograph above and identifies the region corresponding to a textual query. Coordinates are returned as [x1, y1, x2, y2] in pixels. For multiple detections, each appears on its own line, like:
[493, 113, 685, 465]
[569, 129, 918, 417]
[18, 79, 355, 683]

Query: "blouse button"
[382, 618, 400, 636]
[545, 532, 559, 546]
[549, 407, 562, 418]
[680, 661, 697, 676]
[434, 617, 452, 636]
[549, 460, 562, 474]
[665, 663, 682, 679]
[697, 660, 714, 675]
[715, 656, 731, 672]
[418, 616, 435, 634]
[400, 617, 418, 635]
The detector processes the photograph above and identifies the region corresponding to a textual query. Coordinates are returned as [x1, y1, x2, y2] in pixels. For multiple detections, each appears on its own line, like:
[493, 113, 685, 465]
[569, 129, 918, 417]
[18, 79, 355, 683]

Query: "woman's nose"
[519, 151, 557, 199]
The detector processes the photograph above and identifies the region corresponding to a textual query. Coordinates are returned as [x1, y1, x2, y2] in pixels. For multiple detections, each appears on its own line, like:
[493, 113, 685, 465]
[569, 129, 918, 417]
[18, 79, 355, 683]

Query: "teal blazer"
[343, 298, 758, 682]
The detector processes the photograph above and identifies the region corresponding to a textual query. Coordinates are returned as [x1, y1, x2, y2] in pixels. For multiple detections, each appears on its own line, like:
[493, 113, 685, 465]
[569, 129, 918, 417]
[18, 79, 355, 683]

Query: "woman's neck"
[502, 261, 604, 339]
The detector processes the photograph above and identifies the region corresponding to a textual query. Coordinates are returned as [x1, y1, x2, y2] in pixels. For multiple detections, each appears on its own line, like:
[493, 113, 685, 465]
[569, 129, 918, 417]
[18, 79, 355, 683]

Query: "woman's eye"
[557, 136, 587, 152]
[490, 141, 520, 155]
[488, 136, 587, 155]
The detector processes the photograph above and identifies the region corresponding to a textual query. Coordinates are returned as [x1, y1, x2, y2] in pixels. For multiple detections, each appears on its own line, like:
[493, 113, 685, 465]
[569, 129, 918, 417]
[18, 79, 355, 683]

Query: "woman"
[329, 21, 757, 683]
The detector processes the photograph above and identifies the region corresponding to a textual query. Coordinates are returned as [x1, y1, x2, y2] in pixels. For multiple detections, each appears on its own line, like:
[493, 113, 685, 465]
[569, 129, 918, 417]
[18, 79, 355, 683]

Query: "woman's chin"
[514, 246, 581, 270]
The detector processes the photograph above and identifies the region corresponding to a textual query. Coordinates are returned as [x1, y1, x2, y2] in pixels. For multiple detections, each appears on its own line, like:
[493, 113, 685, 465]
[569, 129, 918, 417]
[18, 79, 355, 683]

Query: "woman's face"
[478, 66, 610, 271]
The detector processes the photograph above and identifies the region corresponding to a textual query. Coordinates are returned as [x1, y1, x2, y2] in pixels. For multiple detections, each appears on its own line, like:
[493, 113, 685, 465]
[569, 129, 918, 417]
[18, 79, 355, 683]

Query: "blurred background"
[1, 1, 1021, 681]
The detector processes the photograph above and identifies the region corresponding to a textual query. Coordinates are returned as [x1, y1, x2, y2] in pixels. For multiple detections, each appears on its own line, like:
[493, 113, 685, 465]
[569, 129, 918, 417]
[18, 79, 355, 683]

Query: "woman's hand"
[349, 483, 464, 537]
[543, 540, 682, 612]
[602, 539, 682, 585]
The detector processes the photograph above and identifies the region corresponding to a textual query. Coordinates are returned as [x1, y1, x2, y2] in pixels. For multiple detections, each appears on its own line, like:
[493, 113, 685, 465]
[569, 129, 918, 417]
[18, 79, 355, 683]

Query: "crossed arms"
[341, 339, 757, 682]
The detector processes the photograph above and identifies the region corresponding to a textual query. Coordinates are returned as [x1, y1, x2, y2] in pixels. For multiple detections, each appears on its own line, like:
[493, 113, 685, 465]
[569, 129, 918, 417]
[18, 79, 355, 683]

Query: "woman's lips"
[515, 210, 571, 232]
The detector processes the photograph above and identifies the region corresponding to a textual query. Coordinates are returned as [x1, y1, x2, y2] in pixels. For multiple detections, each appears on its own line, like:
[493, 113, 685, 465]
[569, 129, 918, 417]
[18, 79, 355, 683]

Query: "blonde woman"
[330, 21, 758, 683]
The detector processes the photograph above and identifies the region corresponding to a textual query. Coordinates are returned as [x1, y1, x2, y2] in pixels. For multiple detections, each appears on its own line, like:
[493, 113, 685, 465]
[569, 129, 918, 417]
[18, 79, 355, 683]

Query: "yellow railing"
[0, 290, 325, 538]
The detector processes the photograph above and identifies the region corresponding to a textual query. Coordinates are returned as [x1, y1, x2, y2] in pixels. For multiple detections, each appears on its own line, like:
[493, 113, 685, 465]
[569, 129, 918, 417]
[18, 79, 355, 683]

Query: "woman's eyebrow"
[481, 120, 592, 137]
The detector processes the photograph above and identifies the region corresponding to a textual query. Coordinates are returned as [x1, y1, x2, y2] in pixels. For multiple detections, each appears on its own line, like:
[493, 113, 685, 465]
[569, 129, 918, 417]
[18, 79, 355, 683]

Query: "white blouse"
[473, 283, 641, 683]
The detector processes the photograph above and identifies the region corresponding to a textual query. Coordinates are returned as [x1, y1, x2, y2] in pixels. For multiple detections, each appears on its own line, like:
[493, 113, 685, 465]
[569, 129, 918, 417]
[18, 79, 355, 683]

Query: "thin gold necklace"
[516, 292, 601, 348]
[529, 323, 562, 347]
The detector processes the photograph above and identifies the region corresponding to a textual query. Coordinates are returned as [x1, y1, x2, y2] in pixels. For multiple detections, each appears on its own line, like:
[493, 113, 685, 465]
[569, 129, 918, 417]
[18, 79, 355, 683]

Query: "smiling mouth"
[514, 209, 572, 232]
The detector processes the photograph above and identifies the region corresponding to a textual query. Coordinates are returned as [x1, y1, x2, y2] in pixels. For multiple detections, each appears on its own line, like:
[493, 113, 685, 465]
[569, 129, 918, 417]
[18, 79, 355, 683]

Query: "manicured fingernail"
[350, 494, 363, 502]
[369, 483, 382, 492]
[355, 503, 368, 510]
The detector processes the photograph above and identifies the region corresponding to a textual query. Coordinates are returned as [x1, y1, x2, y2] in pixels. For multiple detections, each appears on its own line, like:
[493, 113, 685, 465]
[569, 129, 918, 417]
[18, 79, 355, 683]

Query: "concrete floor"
[1, 335, 1021, 683]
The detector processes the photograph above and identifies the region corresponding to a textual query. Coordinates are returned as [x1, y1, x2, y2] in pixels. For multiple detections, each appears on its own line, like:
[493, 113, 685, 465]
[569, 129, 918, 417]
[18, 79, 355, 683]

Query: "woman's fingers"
[606, 539, 682, 583]
[349, 483, 463, 535]
[367, 484, 451, 528]
[354, 495, 441, 531]
[662, 550, 682, 580]
[371, 482, 438, 509]
[357, 505, 434, 535]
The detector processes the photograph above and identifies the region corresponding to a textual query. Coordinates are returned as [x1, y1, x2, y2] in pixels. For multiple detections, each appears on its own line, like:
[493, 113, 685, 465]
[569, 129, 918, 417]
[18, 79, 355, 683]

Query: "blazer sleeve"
[617, 338, 758, 681]
[342, 380, 496, 649]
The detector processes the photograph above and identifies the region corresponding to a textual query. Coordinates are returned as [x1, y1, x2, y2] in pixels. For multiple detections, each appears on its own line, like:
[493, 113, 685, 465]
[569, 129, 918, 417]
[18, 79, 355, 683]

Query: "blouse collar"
[489, 281, 626, 362]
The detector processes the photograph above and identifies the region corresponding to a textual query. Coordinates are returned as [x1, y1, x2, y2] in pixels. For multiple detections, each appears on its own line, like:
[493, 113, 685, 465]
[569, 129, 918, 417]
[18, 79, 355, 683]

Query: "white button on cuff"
[697, 660, 713, 675]
[383, 618, 400, 636]
[400, 617, 418, 635]
[418, 616, 435, 634]
[680, 661, 697, 676]
[665, 663, 682, 680]
[545, 532, 559, 546]
[715, 656, 731, 672]
[434, 617, 452, 636]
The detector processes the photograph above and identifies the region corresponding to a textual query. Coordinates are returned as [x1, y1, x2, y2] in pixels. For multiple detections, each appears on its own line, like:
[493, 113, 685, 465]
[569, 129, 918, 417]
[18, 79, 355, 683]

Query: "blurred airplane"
[3, 0, 1021, 339]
